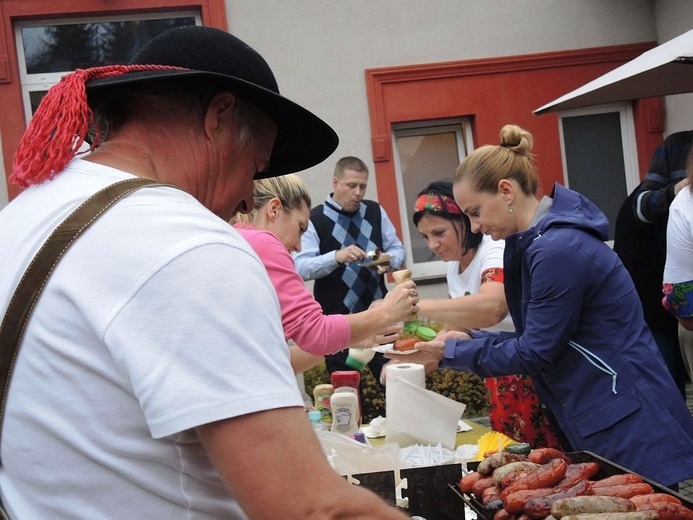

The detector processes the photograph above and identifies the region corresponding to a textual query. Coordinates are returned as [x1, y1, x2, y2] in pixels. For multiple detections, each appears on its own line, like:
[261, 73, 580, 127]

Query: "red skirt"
[485, 374, 565, 450]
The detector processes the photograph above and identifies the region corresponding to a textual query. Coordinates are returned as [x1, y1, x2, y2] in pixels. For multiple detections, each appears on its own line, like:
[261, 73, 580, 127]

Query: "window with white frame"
[15, 12, 200, 121]
[557, 103, 640, 243]
[392, 119, 474, 280]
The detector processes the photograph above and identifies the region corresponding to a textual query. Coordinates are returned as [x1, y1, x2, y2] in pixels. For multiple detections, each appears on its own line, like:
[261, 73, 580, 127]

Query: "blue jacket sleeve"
[441, 231, 594, 380]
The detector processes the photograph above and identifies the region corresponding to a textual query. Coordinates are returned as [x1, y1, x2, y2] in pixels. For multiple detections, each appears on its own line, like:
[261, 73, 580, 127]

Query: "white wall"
[226, 0, 658, 297]
[226, 0, 656, 204]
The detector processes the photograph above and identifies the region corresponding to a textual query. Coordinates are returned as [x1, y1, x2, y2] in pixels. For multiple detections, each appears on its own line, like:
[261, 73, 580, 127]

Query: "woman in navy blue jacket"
[389, 124, 693, 488]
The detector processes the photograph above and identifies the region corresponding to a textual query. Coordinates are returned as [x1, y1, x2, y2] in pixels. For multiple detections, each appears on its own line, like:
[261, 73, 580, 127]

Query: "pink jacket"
[236, 225, 350, 355]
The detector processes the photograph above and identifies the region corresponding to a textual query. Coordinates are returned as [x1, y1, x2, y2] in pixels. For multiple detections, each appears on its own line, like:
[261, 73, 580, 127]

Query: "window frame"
[15, 11, 202, 122]
[391, 118, 474, 281]
[557, 102, 640, 245]
[557, 102, 640, 194]
[0, 0, 228, 201]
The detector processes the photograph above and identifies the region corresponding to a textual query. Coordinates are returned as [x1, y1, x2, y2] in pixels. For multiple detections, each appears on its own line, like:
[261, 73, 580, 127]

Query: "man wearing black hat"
[0, 26, 408, 520]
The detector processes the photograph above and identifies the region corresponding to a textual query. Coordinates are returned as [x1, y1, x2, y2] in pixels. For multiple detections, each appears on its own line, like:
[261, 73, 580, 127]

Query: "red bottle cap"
[330, 370, 360, 389]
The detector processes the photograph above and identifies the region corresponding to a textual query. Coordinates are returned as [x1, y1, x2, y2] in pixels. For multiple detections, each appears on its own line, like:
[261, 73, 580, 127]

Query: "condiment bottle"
[330, 370, 360, 392]
[329, 387, 360, 436]
[313, 383, 334, 425]
[416, 326, 437, 342]
[345, 348, 376, 371]
[331, 370, 361, 425]
[392, 269, 420, 334]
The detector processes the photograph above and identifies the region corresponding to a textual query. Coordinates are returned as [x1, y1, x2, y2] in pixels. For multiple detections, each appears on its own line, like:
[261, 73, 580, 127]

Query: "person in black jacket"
[613, 130, 692, 397]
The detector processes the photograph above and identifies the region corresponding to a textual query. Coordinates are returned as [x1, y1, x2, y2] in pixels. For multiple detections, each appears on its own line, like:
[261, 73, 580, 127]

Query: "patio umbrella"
[534, 29, 693, 115]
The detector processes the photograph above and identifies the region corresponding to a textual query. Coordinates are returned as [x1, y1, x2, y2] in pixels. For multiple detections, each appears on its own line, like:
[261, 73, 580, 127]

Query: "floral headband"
[413, 192, 462, 216]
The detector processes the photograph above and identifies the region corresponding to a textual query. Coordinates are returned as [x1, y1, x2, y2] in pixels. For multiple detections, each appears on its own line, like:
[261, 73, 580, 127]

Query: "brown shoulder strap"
[0, 177, 173, 447]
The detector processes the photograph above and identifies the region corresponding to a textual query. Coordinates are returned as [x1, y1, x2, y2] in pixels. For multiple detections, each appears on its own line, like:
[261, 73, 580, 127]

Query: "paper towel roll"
[384, 362, 466, 450]
[385, 363, 425, 417]
[386, 362, 425, 387]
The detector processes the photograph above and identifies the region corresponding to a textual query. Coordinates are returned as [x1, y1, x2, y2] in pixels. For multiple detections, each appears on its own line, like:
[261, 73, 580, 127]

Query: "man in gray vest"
[294, 156, 406, 387]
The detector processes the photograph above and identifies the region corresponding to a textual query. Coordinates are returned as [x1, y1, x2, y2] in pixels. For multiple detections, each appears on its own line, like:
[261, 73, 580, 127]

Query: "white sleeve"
[292, 220, 340, 280]
[664, 190, 693, 284]
[478, 238, 505, 273]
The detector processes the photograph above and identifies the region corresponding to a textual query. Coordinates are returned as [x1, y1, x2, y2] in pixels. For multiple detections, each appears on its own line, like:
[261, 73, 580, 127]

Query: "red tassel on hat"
[11, 64, 185, 188]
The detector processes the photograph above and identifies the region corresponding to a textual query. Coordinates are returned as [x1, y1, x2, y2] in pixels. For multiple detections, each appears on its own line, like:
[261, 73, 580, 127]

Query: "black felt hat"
[87, 26, 339, 179]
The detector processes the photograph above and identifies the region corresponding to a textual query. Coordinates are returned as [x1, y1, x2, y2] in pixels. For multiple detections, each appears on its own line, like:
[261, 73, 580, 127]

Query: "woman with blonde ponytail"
[388, 124, 693, 489]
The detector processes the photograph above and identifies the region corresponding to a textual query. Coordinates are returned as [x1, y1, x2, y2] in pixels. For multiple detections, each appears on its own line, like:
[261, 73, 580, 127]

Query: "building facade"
[1, 0, 692, 295]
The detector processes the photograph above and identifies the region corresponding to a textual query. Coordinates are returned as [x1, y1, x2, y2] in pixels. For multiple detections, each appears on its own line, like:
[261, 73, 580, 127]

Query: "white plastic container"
[329, 387, 360, 436]
[345, 348, 376, 371]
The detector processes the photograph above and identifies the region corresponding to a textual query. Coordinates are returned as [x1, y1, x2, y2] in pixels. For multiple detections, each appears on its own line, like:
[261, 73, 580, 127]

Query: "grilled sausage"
[591, 483, 653, 499]
[555, 462, 601, 490]
[504, 488, 557, 515]
[472, 475, 497, 497]
[523, 479, 592, 519]
[560, 513, 658, 519]
[629, 493, 681, 507]
[482, 485, 503, 505]
[494, 461, 541, 487]
[591, 474, 644, 488]
[502, 458, 569, 500]
[478, 451, 527, 476]
[493, 508, 518, 520]
[637, 501, 693, 520]
[460, 471, 482, 493]
[501, 467, 543, 490]
[484, 499, 506, 515]
[551, 496, 635, 518]
[528, 448, 572, 465]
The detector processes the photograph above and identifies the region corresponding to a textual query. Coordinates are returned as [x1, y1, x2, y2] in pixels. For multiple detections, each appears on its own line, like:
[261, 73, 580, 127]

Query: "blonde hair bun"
[500, 124, 533, 156]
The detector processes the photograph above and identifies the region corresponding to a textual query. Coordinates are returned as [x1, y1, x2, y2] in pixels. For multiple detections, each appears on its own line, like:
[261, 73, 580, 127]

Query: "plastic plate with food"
[369, 343, 417, 355]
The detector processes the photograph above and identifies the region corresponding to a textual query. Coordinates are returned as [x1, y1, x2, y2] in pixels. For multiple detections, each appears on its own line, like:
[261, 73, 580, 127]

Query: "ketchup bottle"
[330, 370, 362, 426]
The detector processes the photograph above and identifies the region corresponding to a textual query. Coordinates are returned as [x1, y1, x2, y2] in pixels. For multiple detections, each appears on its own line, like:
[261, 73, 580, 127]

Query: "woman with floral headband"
[413, 181, 564, 449]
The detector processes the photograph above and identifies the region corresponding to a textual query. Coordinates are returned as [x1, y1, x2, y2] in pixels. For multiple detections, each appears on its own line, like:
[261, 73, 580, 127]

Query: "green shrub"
[303, 361, 489, 424]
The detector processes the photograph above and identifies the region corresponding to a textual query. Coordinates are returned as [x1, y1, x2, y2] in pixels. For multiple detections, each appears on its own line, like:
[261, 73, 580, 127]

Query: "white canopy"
[534, 29, 693, 115]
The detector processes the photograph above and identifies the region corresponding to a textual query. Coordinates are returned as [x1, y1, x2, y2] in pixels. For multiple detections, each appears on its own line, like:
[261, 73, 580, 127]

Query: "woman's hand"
[380, 280, 419, 324]
[383, 338, 444, 375]
[351, 324, 400, 349]
[435, 330, 472, 342]
[383, 329, 471, 375]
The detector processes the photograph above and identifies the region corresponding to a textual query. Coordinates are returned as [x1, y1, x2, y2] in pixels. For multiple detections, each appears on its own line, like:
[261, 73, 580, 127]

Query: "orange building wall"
[366, 43, 665, 235]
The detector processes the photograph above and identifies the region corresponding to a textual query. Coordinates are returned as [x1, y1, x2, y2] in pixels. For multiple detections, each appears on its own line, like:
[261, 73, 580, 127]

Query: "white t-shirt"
[664, 186, 693, 284]
[446, 235, 515, 332]
[0, 159, 303, 519]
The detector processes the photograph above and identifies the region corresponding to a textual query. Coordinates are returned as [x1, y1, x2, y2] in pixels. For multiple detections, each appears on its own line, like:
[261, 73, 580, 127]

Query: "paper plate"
[362, 420, 471, 438]
[370, 344, 417, 355]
